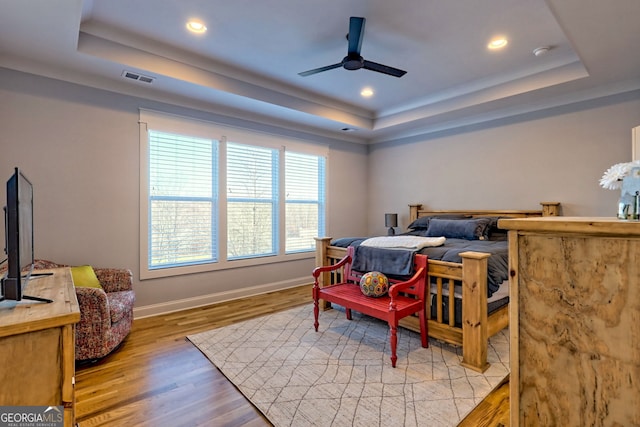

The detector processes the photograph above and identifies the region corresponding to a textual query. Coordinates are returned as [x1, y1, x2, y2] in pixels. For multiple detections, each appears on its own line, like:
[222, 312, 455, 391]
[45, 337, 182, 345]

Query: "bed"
[314, 201, 560, 372]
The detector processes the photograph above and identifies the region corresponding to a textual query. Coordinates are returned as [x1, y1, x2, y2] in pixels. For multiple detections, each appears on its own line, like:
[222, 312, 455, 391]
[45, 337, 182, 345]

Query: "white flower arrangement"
[599, 160, 640, 190]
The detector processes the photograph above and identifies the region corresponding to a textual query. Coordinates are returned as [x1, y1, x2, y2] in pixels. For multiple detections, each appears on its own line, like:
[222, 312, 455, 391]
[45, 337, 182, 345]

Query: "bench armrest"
[312, 254, 352, 279]
[389, 266, 426, 299]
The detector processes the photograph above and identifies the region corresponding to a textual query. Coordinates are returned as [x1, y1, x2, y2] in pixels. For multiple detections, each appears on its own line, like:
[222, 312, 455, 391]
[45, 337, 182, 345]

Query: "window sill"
[139, 251, 315, 280]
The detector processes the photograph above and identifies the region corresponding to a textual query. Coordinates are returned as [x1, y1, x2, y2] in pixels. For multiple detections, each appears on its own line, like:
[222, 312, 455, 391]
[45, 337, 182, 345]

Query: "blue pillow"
[426, 218, 492, 240]
[407, 214, 469, 230]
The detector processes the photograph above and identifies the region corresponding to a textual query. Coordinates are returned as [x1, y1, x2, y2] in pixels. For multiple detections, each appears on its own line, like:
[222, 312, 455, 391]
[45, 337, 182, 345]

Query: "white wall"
[367, 91, 640, 234]
[0, 68, 368, 315]
[2, 67, 639, 315]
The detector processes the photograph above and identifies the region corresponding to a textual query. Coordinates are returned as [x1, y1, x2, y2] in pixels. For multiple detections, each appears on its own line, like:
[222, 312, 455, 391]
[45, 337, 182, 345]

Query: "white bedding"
[360, 235, 446, 250]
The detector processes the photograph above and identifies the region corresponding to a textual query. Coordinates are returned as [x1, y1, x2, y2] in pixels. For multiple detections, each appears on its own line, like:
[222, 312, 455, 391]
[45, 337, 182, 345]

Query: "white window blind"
[226, 142, 278, 259]
[285, 151, 326, 253]
[148, 130, 218, 268]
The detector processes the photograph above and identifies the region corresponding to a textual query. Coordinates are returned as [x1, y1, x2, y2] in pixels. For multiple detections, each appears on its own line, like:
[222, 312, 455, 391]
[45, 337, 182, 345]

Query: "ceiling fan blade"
[298, 62, 343, 77]
[362, 60, 407, 77]
[347, 17, 365, 55]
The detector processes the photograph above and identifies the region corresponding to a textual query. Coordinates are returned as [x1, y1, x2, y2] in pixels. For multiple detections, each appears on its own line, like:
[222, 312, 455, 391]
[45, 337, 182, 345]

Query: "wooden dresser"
[0, 268, 80, 427]
[499, 217, 640, 427]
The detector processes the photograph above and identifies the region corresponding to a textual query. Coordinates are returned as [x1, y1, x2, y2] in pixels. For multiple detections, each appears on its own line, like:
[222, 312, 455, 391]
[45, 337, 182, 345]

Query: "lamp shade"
[385, 213, 398, 228]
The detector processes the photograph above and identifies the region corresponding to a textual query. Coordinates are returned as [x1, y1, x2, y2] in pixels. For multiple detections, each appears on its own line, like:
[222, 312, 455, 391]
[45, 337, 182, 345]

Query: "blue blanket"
[332, 236, 508, 297]
[351, 245, 415, 277]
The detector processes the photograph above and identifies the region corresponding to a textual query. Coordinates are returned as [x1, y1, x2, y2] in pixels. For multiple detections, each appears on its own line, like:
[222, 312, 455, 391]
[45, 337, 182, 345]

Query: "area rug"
[187, 304, 509, 427]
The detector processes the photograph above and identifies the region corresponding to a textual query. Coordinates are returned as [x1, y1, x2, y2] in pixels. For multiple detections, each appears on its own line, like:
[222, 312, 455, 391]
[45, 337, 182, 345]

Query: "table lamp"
[385, 213, 398, 235]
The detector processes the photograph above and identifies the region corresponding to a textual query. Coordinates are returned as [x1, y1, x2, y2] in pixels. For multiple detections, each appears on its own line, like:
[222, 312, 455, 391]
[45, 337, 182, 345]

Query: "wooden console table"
[0, 268, 80, 427]
[499, 217, 640, 426]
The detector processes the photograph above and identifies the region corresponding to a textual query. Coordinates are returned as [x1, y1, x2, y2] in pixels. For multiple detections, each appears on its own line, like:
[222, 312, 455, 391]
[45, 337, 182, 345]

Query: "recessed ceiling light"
[533, 46, 550, 56]
[186, 20, 207, 34]
[361, 87, 374, 97]
[487, 37, 508, 50]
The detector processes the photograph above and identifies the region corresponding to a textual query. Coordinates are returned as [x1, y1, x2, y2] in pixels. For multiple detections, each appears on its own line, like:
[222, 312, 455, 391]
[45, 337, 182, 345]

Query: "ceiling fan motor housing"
[343, 54, 364, 70]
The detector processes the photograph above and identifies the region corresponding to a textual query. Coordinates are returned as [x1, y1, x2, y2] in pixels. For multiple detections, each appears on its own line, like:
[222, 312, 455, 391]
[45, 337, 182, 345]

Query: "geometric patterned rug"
[187, 304, 509, 427]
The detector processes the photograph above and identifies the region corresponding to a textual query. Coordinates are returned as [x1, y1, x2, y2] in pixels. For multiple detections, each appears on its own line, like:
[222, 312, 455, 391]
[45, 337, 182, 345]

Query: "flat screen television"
[1, 167, 52, 303]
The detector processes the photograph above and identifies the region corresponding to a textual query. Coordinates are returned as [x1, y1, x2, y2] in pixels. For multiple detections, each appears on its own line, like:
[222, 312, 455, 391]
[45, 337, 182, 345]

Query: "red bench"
[312, 246, 428, 367]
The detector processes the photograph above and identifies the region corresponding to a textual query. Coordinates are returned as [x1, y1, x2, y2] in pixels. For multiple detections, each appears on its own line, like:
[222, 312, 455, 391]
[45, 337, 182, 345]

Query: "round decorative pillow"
[359, 271, 389, 297]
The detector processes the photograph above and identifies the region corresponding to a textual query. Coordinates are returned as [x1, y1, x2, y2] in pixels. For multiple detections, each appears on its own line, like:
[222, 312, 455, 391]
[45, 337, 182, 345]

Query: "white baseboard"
[133, 276, 311, 319]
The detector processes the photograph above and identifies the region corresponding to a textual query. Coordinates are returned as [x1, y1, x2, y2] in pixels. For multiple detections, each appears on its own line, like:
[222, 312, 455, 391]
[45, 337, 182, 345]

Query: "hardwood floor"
[75, 284, 509, 426]
[458, 377, 510, 427]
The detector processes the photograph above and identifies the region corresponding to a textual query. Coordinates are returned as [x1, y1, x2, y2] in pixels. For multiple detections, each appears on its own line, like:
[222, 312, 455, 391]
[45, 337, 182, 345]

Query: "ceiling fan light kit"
[299, 17, 407, 78]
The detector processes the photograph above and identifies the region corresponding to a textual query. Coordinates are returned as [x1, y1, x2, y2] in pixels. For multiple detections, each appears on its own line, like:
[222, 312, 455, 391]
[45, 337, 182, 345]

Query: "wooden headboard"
[408, 201, 560, 223]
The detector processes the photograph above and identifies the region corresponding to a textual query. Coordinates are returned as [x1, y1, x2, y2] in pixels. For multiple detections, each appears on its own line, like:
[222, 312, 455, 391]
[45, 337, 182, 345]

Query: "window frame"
[139, 109, 328, 280]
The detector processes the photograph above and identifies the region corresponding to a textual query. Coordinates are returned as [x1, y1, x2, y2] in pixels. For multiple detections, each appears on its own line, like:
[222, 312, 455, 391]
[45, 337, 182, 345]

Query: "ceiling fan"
[298, 16, 407, 78]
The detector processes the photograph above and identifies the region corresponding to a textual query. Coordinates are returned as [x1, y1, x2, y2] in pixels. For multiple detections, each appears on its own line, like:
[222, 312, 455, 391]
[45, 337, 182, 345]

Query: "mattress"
[428, 280, 510, 327]
[331, 236, 509, 298]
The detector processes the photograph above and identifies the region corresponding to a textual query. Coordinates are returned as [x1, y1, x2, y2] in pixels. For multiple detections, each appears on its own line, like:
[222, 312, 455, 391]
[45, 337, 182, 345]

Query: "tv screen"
[1, 167, 34, 301]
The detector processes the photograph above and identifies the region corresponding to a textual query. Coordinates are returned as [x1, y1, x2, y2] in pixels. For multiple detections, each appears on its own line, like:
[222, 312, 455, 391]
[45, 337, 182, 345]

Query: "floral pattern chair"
[32, 260, 136, 361]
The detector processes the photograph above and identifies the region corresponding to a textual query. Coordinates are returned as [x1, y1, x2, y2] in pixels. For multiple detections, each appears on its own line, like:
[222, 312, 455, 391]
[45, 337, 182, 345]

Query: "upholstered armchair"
[32, 260, 135, 361]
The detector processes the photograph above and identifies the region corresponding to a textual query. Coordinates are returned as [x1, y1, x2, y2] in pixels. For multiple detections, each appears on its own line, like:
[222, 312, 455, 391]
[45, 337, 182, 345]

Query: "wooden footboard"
[314, 201, 560, 373]
[315, 237, 500, 372]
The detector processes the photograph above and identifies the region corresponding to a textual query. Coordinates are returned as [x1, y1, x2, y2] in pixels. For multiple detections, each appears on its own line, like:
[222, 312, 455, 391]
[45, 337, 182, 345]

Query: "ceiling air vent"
[121, 70, 155, 84]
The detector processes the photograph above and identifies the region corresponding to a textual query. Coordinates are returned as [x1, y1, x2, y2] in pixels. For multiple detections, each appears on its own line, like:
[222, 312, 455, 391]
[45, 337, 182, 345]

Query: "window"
[226, 142, 278, 259]
[139, 110, 327, 279]
[147, 131, 218, 269]
[285, 151, 325, 253]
